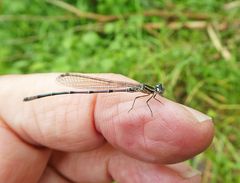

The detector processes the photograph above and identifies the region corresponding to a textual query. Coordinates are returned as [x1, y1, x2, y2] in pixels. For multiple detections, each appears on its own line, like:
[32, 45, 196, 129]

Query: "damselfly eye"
[155, 84, 164, 94]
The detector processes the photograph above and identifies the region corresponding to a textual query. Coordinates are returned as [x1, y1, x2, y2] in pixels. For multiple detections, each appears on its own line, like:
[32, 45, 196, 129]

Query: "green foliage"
[0, 0, 239, 182]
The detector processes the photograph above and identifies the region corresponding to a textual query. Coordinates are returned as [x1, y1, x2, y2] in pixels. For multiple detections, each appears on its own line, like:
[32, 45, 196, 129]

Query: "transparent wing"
[56, 73, 140, 90]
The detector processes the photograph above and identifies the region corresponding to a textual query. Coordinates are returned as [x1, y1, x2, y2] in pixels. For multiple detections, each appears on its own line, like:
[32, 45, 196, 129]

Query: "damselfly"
[23, 73, 164, 116]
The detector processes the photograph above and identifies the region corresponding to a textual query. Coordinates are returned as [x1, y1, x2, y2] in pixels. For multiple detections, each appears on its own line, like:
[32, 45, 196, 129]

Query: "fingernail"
[182, 168, 202, 178]
[183, 106, 212, 123]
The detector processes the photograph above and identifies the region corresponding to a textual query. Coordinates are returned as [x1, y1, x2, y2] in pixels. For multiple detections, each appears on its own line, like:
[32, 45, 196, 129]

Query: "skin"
[0, 73, 214, 183]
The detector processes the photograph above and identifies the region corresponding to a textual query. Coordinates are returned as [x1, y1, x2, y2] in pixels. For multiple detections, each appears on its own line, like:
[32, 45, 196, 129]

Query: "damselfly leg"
[128, 94, 150, 113]
[128, 93, 163, 116]
[153, 93, 163, 104]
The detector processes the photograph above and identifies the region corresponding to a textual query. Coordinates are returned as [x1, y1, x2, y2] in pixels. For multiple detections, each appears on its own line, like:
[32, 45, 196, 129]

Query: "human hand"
[0, 73, 214, 183]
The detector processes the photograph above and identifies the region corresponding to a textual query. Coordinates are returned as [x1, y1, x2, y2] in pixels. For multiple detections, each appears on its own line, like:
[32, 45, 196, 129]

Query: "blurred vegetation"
[0, 0, 240, 182]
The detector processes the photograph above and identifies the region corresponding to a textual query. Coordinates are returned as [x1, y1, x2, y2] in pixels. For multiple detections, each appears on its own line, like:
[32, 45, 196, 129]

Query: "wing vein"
[56, 73, 140, 90]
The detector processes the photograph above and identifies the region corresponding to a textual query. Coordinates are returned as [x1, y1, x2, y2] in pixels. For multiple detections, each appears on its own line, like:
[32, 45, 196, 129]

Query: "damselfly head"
[155, 83, 164, 95]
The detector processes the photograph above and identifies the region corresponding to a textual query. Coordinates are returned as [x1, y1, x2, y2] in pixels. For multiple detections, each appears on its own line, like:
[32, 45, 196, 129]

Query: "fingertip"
[96, 95, 214, 164]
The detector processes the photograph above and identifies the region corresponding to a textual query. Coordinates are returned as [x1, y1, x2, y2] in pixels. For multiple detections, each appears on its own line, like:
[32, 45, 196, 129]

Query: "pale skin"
[0, 73, 214, 183]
